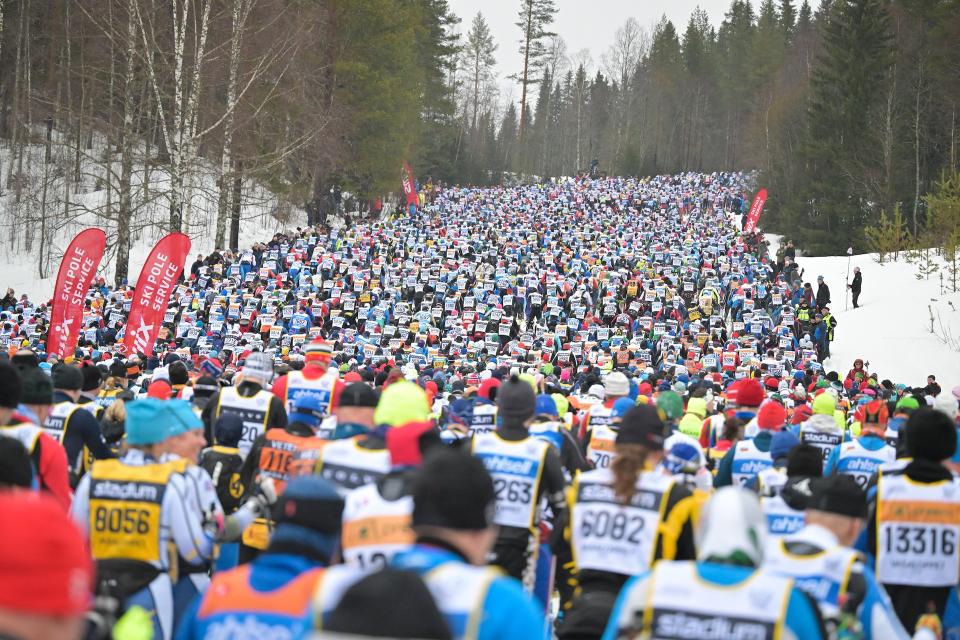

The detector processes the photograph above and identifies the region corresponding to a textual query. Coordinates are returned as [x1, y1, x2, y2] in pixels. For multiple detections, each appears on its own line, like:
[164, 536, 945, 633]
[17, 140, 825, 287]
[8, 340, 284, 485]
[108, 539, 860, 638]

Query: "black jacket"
[816, 283, 831, 307]
[850, 272, 862, 293]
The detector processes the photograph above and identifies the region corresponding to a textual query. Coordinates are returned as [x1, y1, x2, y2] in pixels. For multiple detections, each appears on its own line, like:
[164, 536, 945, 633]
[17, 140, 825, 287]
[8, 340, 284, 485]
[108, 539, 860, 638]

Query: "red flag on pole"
[46, 228, 107, 358]
[743, 188, 768, 234]
[124, 233, 192, 356]
[402, 161, 418, 208]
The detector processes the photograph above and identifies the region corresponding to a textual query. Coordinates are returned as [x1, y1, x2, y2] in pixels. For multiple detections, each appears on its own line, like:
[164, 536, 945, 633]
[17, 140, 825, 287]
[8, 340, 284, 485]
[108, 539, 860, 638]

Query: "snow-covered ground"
[0, 132, 308, 301]
[768, 235, 960, 390]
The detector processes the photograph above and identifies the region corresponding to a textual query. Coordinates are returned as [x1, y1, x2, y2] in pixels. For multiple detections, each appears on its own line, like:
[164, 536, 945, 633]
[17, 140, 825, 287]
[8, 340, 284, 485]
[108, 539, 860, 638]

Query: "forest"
[0, 0, 957, 274]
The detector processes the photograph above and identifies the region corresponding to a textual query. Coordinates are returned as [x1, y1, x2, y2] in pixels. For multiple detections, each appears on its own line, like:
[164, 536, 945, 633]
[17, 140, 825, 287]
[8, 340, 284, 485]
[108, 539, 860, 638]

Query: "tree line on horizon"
[0, 0, 957, 276]
[455, 0, 959, 255]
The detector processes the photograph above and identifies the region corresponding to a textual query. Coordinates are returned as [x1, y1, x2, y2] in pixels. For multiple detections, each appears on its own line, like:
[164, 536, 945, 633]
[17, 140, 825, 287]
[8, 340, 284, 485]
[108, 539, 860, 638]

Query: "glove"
[246, 477, 278, 519]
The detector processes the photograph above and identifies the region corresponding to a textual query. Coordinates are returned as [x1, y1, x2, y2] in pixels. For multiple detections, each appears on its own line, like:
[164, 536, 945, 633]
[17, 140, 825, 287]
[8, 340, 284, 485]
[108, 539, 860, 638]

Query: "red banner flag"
[402, 161, 418, 207]
[743, 188, 768, 234]
[46, 228, 107, 358]
[124, 233, 191, 356]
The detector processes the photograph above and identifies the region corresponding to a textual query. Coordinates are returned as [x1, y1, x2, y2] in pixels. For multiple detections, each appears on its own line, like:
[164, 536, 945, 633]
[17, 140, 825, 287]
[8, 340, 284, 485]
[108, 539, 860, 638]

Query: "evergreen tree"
[412, 0, 462, 183]
[779, 0, 797, 39]
[463, 13, 498, 133]
[514, 0, 557, 142]
[801, 0, 894, 251]
[333, 0, 424, 197]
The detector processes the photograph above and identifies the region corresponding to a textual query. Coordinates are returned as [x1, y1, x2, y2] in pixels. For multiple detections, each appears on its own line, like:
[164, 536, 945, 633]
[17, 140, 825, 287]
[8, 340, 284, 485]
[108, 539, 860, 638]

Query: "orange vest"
[197, 564, 322, 626]
[257, 428, 327, 494]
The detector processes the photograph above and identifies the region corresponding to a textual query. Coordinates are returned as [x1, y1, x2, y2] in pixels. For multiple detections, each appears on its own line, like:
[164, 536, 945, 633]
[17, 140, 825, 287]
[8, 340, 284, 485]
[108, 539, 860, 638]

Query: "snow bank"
[771, 237, 960, 390]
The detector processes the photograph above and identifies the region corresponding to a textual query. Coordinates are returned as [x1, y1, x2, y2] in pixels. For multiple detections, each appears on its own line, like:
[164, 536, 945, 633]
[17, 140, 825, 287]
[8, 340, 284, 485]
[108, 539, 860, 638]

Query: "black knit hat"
[496, 374, 536, 421]
[325, 569, 451, 639]
[108, 360, 127, 379]
[616, 405, 665, 450]
[20, 367, 53, 405]
[80, 363, 103, 392]
[906, 407, 958, 462]
[413, 449, 495, 531]
[809, 475, 867, 519]
[786, 443, 823, 478]
[339, 382, 379, 408]
[168, 361, 189, 386]
[52, 364, 83, 391]
[0, 362, 22, 409]
[10, 348, 38, 370]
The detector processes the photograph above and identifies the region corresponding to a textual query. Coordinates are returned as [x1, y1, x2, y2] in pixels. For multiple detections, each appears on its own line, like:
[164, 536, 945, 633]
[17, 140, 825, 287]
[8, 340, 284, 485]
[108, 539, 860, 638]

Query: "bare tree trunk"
[951, 102, 956, 173]
[518, 2, 533, 143]
[229, 160, 243, 250]
[39, 155, 49, 278]
[116, 0, 138, 288]
[217, 0, 252, 248]
[913, 58, 923, 236]
[883, 63, 896, 206]
[6, 0, 25, 194]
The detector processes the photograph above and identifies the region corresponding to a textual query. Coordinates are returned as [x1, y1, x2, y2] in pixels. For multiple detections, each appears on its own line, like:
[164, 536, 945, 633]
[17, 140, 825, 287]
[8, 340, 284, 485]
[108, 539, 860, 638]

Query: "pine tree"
[802, 0, 894, 252]
[514, 0, 557, 142]
[779, 0, 796, 39]
[864, 204, 907, 263]
[463, 12, 498, 133]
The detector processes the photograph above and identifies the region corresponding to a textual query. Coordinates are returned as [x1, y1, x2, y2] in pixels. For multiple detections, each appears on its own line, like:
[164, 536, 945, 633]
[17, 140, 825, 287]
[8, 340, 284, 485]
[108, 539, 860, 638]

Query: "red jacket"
[270, 363, 345, 413]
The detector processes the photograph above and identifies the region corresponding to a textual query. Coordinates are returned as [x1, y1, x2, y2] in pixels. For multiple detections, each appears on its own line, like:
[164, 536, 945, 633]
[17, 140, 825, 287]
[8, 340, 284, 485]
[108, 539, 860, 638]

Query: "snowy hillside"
[769, 236, 960, 389]
[0, 132, 308, 301]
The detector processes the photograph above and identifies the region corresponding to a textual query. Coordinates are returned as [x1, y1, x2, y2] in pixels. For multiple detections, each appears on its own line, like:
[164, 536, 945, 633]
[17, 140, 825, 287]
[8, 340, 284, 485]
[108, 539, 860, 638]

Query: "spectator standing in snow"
[847, 267, 862, 309]
[816, 276, 831, 309]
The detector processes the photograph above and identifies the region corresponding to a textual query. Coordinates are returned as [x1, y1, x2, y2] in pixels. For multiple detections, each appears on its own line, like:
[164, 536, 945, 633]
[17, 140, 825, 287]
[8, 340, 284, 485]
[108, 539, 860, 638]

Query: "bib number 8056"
[93, 506, 150, 534]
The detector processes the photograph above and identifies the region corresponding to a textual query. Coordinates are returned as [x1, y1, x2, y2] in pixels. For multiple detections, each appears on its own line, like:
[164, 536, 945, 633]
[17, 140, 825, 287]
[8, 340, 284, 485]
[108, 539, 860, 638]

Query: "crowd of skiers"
[0, 172, 957, 640]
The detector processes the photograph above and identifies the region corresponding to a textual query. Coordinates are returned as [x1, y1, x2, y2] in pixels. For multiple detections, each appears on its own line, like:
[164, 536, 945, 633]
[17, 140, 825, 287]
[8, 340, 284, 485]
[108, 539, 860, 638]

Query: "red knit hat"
[756, 400, 787, 431]
[147, 379, 173, 400]
[386, 421, 436, 467]
[304, 338, 333, 365]
[343, 371, 363, 383]
[0, 491, 92, 616]
[734, 378, 766, 408]
[791, 404, 813, 425]
[637, 382, 653, 396]
[478, 377, 501, 401]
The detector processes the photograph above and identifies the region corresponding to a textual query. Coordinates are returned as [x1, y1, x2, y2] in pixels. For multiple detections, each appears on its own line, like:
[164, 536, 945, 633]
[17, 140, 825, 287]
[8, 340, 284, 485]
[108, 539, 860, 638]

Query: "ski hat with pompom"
[497, 374, 536, 421]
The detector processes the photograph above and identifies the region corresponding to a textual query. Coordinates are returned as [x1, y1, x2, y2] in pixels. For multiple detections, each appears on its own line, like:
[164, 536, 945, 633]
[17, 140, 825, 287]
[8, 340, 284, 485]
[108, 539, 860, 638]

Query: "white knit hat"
[241, 352, 275, 384]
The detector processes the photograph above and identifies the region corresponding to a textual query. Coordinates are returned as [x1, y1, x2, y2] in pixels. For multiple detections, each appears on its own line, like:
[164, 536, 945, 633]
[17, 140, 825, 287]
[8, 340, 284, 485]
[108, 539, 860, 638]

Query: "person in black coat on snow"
[816, 275, 831, 309]
[847, 267, 862, 308]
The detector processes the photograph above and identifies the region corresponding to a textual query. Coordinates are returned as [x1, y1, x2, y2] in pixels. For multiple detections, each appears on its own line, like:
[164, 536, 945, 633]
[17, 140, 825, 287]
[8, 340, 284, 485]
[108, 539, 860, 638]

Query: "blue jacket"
[602, 562, 825, 640]
[823, 433, 888, 475]
[393, 543, 546, 640]
[176, 553, 360, 640]
[715, 428, 770, 488]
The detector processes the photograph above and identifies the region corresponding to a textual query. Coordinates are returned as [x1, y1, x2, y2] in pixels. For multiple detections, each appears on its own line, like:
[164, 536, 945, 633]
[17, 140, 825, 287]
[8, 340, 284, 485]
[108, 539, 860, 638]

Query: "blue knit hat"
[270, 476, 344, 561]
[166, 400, 203, 436]
[770, 430, 800, 463]
[535, 394, 558, 417]
[126, 399, 175, 445]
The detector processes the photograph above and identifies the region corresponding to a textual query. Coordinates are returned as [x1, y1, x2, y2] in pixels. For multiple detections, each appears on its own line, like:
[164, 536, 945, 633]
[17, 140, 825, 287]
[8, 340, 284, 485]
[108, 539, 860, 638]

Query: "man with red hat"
[271, 338, 344, 438]
[0, 491, 93, 640]
[824, 399, 895, 487]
